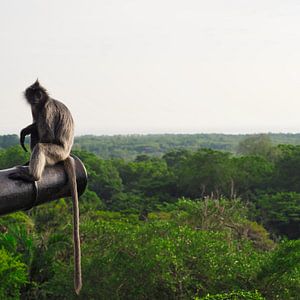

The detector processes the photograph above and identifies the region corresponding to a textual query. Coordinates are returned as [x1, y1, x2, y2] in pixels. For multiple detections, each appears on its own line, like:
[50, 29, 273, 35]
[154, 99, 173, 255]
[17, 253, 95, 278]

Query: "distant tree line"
[3, 132, 300, 159]
[0, 134, 18, 149]
[73, 133, 300, 159]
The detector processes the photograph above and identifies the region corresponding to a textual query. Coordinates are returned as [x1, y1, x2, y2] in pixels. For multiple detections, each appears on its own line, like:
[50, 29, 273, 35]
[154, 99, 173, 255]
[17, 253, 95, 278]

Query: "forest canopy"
[0, 134, 299, 299]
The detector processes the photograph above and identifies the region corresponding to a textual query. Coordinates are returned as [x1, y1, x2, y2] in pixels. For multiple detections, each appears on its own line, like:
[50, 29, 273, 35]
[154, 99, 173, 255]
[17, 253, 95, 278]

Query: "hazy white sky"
[1, 0, 300, 135]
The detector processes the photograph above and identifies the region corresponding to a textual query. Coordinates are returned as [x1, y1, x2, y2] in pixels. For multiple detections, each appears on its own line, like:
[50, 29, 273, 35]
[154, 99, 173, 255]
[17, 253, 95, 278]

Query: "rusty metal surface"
[0, 156, 87, 216]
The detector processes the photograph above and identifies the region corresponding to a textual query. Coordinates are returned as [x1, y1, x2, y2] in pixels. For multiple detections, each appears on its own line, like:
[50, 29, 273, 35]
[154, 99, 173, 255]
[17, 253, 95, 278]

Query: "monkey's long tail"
[64, 156, 82, 295]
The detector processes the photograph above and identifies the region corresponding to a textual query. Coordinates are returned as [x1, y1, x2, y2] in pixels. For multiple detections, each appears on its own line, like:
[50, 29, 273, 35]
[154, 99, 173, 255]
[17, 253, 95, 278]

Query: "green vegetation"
[3, 132, 300, 159]
[0, 134, 18, 150]
[197, 290, 265, 300]
[73, 133, 300, 159]
[0, 134, 299, 299]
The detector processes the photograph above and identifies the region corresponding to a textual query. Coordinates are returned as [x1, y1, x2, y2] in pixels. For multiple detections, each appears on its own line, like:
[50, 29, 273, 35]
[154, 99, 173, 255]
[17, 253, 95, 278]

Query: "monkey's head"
[24, 79, 49, 105]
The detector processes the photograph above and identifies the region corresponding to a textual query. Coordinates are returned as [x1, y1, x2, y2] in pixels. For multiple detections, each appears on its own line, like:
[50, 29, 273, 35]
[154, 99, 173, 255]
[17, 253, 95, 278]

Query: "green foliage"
[73, 133, 300, 159]
[231, 156, 274, 200]
[0, 211, 34, 232]
[0, 142, 300, 298]
[109, 192, 146, 212]
[74, 134, 239, 159]
[29, 199, 69, 233]
[237, 134, 277, 160]
[256, 192, 300, 239]
[240, 221, 275, 251]
[163, 149, 190, 168]
[257, 240, 300, 299]
[0, 212, 34, 298]
[0, 212, 35, 266]
[73, 150, 123, 204]
[0, 199, 298, 299]
[197, 290, 265, 300]
[4, 133, 300, 160]
[161, 198, 247, 230]
[0, 248, 28, 300]
[43, 220, 265, 299]
[0, 145, 30, 169]
[177, 149, 233, 198]
[0, 134, 18, 149]
[119, 156, 175, 200]
[273, 144, 300, 192]
[159, 198, 274, 251]
[79, 189, 105, 213]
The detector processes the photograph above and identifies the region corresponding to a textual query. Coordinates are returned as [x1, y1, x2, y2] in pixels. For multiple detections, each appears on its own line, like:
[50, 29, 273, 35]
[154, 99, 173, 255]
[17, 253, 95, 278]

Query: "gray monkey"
[9, 80, 82, 295]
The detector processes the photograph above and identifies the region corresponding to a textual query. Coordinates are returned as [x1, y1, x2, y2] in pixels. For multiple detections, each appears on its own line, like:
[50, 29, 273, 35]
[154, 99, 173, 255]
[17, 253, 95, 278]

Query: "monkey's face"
[24, 80, 47, 105]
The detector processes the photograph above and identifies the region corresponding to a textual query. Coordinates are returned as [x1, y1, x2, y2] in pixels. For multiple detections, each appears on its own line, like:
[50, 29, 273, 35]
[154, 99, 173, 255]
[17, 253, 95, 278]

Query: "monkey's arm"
[20, 123, 37, 152]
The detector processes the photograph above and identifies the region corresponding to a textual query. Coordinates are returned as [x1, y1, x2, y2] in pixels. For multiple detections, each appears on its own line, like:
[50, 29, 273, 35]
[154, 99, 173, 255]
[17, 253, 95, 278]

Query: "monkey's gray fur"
[9, 80, 82, 295]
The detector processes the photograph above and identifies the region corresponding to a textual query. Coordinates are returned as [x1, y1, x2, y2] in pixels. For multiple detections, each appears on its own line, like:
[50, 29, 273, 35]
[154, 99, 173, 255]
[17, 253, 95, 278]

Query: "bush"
[256, 192, 300, 239]
[256, 240, 300, 299]
[197, 290, 265, 300]
[0, 248, 28, 299]
[43, 220, 265, 299]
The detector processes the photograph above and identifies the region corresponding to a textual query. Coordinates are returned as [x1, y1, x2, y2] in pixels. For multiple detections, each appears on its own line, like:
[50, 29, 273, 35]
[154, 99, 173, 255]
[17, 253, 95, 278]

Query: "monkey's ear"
[34, 79, 40, 86]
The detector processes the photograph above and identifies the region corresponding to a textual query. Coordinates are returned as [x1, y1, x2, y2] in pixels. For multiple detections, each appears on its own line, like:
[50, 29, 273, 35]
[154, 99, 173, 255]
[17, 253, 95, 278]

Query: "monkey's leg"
[9, 143, 46, 182]
[41, 143, 69, 165]
[9, 143, 67, 181]
[30, 143, 69, 180]
[29, 143, 47, 181]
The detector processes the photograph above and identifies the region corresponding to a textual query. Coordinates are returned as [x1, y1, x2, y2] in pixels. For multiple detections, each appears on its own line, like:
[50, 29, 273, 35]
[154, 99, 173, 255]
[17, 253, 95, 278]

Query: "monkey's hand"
[20, 129, 28, 152]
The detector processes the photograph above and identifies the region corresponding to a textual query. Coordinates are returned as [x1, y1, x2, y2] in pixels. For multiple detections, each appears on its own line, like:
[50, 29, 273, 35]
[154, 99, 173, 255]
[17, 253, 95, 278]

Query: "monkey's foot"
[9, 167, 39, 210]
[8, 167, 36, 182]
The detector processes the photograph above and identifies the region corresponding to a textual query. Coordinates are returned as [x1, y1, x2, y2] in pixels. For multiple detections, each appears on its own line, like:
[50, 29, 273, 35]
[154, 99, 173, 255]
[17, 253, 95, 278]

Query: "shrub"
[0, 248, 27, 299]
[197, 290, 265, 300]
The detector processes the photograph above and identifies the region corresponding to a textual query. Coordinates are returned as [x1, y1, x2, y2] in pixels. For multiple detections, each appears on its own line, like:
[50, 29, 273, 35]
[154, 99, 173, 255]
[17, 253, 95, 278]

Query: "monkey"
[9, 80, 82, 295]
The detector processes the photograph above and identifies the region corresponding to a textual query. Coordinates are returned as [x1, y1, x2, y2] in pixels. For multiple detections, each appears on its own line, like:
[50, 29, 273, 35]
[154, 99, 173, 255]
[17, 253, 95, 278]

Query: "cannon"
[0, 156, 87, 216]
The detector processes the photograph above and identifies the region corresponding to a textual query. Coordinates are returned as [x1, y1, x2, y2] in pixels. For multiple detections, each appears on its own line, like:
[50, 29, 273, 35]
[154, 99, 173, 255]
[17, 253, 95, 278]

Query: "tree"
[231, 156, 274, 200]
[256, 192, 300, 239]
[0, 249, 28, 299]
[177, 149, 233, 198]
[118, 157, 175, 200]
[237, 134, 276, 160]
[256, 240, 300, 299]
[73, 150, 123, 202]
[0, 145, 30, 169]
[0, 134, 18, 149]
[162, 149, 190, 168]
[273, 144, 300, 192]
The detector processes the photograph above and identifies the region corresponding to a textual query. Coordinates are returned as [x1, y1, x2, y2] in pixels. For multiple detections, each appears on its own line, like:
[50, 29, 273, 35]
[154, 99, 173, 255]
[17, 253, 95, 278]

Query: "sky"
[1, 0, 300, 135]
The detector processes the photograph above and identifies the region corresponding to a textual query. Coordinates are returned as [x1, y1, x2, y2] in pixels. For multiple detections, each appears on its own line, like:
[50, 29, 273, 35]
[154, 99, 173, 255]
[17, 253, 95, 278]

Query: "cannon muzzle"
[0, 156, 87, 216]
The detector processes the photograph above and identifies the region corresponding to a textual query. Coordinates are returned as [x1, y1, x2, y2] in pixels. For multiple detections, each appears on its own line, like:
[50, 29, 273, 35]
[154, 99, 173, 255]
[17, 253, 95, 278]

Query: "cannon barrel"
[0, 156, 87, 216]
